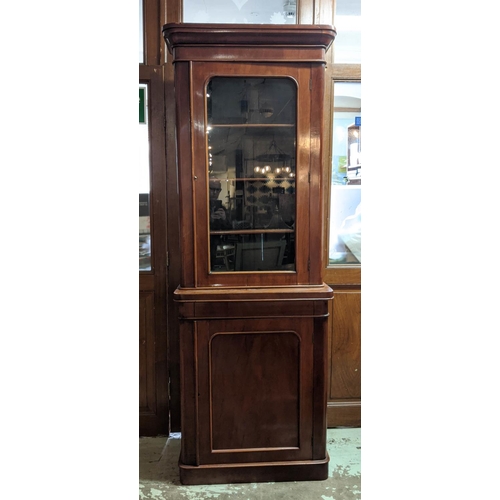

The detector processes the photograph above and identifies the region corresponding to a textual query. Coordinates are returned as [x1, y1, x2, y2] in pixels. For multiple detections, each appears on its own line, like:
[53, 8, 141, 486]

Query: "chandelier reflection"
[250, 138, 295, 178]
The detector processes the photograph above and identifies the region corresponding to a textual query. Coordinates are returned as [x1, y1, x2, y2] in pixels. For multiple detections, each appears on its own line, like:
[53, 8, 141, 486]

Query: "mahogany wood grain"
[162, 23, 336, 55]
[327, 400, 361, 428]
[209, 332, 301, 450]
[202, 325, 305, 459]
[308, 62, 326, 284]
[328, 290, 361, 400]
[176, 297, 332, 480]
[178, 321, 198, 465]
[175, 61, 196, 287]
[164, 23, 336, 484]
[185, 60, 326, 288]
[326, 289, 361, 427]
[324, 266, 361, 286]
[186, 317, 321, 465]
[179, 457, 329, 485]
[139, 291, 155, 412]
[312, 317, 328, 459]
[173, 46, 328, 63]
[164, 57, 183, 432]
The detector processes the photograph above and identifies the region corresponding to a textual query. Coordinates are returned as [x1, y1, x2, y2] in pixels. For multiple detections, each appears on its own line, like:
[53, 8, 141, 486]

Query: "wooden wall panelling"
[327, 288, 361, 427]
[164, 61, 182, 431]
[139, 290, 157, 433]
[139, 0, 182, 437]
[138, 0, 170, 434]
[164, 3, 182, 430]
[138, 65, 170, 435]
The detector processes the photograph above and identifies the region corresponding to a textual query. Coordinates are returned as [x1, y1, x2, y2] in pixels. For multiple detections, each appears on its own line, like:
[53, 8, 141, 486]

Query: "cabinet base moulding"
[178, 454, 330, 485]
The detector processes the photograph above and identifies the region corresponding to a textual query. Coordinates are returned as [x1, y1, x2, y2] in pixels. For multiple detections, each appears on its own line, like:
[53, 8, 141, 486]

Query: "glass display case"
[163, 23, 335, 486]
[206, 77, 296, 272]
[162, 23, 339, 289]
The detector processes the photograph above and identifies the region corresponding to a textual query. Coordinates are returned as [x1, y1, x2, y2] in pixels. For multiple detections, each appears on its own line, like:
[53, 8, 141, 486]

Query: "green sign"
[139, 87, 146, 124]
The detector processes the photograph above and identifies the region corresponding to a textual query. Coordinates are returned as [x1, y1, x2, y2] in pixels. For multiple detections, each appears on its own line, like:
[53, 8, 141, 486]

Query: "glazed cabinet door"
[187, 62, 319, 287]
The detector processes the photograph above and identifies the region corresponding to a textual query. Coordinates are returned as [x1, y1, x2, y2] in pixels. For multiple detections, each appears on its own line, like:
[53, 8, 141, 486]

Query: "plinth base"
[179, 453, 329, 485]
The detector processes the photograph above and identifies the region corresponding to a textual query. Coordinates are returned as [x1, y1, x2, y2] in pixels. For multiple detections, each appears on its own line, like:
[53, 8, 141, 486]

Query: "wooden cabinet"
[163, 23, 336, 485]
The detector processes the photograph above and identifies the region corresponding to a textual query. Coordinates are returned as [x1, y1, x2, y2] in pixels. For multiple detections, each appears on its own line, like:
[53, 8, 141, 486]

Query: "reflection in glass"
[139, 84, 151, 271]
[206, 77, 296, 273]
[334, 0, 361, 64]
[329, 82, 361, 265]
[183, 0, 297, 24]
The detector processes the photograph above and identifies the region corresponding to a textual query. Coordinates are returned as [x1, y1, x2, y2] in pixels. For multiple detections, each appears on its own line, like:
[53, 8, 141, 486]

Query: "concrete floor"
[139, 428, 361, 499]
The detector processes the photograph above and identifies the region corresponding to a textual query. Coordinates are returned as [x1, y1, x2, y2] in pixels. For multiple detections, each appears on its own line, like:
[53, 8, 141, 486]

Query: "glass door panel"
[139, 83, 151, 271]
[329, 82, 361, 265]
[206, 77, 297, 273]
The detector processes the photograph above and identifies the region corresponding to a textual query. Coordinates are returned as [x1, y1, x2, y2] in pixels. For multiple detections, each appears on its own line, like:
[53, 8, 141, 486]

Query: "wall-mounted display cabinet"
[163, 23, 336, 484]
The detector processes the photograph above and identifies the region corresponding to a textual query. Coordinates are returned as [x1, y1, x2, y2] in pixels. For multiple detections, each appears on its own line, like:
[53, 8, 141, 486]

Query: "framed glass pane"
[139, 84, 151, 271]
[183, 0, 297, 24]
[206, 77, 296, 273]
[334, 0, 361, 64]
[139, 0, 144, 63]
[329, 82, 361, 265]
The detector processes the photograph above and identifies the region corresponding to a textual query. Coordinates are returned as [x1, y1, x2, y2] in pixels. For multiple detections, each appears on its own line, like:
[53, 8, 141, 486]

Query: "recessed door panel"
[197, 318, 314, 464]
[210, 331, 300, 450]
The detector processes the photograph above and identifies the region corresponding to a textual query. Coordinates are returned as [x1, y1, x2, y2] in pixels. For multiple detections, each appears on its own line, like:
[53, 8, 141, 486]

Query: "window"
[139, 83, 151, 271]
[333, 0, 361, 64]
[327, 0, 361, 268]
[183, 0, 298, 24]
[329, 82, 361, 265]
[139, 0, 144, 63]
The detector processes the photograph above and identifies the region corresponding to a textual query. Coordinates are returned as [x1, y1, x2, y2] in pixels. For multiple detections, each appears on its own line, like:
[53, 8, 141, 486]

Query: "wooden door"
[195, 318, 314, 465]
[138, 0, 172, 436]
[138, 72, 169, 437]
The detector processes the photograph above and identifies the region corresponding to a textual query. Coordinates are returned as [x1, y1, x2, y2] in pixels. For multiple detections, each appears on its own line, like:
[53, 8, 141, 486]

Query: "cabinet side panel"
[179, 321, 199, 465]
[139, 291, 156, 414]
[309, 64, 326, 283]
[175, 61, 196, 287]
[210, 331, 300, 450]
[312, 316, 328, 459]
[295, 68, 312, 285]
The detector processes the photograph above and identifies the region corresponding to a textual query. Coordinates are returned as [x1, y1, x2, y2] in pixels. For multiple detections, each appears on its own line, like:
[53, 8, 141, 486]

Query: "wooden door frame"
[139, 0, 174, 436]
[322, 61, 362, 427]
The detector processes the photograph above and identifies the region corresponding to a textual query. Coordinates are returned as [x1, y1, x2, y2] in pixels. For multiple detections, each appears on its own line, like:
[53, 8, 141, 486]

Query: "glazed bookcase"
[163, 23, 336, 485]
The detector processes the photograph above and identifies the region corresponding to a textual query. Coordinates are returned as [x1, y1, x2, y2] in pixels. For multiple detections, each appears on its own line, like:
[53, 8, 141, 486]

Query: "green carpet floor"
[139, 428, 361, 499]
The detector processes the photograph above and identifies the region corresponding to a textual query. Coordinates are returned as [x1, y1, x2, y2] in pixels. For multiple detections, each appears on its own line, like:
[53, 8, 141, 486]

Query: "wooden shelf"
[208, 123, 295, 128]
[211, 177, 296, 182]
[210, 229, 294, 235]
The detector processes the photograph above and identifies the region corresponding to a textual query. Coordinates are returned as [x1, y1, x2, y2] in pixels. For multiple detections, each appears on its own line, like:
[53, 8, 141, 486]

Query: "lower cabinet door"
[195, 317, 315, 465]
